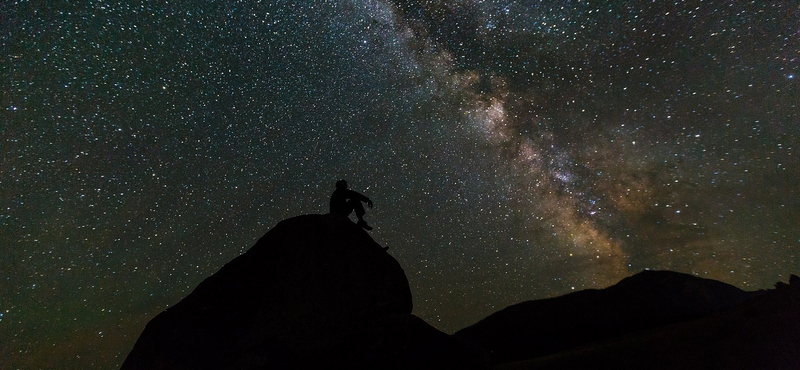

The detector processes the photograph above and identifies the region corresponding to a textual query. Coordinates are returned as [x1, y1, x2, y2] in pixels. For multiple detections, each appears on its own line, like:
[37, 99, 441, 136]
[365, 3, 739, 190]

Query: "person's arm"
[348, 189, 372, 207]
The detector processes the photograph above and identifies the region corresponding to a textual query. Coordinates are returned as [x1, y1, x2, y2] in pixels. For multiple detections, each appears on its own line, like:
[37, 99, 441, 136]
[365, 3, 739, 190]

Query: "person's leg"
[347, 199, 371, 230]
[351, 200, 366, 220]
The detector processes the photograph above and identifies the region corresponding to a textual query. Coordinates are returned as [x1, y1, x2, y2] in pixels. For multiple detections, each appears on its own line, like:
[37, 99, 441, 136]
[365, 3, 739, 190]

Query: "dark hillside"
[455, 270, 758, 365]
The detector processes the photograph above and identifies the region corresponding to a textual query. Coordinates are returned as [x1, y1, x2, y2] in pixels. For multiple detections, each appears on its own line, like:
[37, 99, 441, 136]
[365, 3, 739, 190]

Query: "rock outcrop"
[122, 214, 488, 370]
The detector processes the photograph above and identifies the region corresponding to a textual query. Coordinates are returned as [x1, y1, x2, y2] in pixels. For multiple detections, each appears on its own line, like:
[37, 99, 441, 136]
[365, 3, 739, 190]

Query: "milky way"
[2, 1, 798, 368]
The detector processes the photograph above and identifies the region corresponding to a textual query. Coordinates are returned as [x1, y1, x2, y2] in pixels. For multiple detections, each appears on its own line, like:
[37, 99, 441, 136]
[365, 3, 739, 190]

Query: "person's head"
[336, 179, 348, 189]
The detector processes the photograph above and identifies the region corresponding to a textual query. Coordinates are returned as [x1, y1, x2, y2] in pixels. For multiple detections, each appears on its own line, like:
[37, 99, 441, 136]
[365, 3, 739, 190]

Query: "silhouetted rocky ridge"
[122, 214, 799, 370]
[121, 214, 489, 370]
[456, 271, 800, 369]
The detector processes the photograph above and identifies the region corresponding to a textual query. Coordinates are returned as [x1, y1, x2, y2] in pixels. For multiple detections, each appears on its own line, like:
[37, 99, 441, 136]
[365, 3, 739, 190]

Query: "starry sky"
[2, 0, 798, 368]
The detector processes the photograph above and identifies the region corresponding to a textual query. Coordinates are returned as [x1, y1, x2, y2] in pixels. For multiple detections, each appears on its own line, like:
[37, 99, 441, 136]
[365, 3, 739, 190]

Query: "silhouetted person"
[330, 179, 373, 230]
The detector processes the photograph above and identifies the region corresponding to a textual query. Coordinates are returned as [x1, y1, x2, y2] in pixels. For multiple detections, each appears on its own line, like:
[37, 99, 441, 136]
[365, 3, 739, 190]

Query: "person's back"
[329, 187, 352, 216]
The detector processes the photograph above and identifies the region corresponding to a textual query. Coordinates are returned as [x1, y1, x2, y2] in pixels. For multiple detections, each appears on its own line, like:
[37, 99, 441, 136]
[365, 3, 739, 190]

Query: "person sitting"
[329, 179, 373, 230]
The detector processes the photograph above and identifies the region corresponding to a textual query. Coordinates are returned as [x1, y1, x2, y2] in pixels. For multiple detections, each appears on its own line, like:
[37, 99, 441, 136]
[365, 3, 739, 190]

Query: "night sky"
[2, 0, 798, 368]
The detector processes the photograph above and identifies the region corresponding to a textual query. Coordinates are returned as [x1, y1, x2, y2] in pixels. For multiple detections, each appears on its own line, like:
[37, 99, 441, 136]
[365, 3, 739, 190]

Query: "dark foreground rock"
[122, 214, 488, 370]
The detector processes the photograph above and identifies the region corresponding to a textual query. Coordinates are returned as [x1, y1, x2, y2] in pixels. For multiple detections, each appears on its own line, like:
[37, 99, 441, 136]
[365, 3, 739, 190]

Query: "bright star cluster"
[2, 0, 797, 368]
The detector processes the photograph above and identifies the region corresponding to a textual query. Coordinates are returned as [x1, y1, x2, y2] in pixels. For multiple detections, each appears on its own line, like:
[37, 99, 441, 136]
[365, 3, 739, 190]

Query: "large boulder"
[122, 214, 488, 369]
